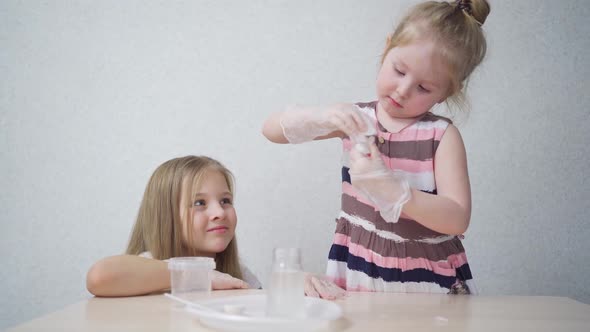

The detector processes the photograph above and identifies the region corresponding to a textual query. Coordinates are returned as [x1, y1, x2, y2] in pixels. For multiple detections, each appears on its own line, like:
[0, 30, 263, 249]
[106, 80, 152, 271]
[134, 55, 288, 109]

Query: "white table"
[7, 289, 590, 331]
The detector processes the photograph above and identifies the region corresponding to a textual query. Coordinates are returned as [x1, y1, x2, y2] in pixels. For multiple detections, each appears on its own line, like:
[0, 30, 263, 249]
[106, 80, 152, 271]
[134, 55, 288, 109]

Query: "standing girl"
[86, 155, 260, 296]
[262, 0, 490, 294]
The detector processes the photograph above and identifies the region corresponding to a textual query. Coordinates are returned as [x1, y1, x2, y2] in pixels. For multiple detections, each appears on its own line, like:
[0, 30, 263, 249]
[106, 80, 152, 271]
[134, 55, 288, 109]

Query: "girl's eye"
[418, 85, 430, 93]
[394, 68, 405, 76]
[193, 200, 206, 207]
[221, 198, 233, 205]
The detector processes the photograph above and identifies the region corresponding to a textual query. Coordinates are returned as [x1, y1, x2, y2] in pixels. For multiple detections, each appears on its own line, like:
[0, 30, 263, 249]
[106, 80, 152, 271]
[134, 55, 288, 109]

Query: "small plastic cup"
[266, 248, 305, 318]
[168, 257, 215, 296]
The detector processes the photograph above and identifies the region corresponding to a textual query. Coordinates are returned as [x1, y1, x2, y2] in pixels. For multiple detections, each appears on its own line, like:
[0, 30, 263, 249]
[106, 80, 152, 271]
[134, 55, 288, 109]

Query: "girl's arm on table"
[402, 124, 472, 235]
[86, 255, 170, 297]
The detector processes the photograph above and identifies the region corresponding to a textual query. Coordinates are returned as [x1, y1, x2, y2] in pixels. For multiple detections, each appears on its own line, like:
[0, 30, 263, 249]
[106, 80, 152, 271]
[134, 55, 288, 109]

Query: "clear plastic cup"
[266, 248, 305, 318]
[168, 257, 215, 296]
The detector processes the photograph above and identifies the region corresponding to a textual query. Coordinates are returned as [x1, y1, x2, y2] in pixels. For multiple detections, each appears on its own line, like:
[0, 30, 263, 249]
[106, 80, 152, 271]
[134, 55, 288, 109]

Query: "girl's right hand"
[211, 270, 250, 290]
[279, 103, 370, 143]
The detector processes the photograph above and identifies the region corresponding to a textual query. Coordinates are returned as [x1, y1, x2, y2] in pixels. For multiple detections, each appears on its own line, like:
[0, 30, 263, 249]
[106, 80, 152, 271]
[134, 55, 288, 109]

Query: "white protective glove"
[280, 103, 373, 144]
[211, 270, 250, 290]
[304, 273, 347, 300]
[349, 141, 411, 223]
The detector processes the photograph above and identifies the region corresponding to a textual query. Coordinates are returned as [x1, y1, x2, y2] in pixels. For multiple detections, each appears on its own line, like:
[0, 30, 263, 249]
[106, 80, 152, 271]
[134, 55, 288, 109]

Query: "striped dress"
[326, 101, 475, 294]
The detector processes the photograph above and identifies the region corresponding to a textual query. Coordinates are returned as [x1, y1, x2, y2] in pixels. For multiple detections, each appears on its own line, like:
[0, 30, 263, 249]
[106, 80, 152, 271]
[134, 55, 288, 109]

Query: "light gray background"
[1, 0, 589, 329]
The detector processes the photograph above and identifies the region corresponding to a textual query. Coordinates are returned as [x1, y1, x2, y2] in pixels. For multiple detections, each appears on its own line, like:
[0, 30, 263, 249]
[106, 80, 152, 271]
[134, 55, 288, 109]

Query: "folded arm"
[86, 255, 170, 297]
[402, 124, 472, 235]
[86, 255, 251, 297]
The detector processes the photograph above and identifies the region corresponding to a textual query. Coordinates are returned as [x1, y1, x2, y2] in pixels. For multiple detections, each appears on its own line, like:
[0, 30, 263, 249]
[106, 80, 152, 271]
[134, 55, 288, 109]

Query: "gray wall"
[1, 0, 589, 329]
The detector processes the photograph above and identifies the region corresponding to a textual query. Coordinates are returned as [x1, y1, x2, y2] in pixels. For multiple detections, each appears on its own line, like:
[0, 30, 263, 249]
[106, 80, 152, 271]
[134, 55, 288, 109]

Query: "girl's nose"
[208, 202, 226, 220]
[396, 79, 411, 99]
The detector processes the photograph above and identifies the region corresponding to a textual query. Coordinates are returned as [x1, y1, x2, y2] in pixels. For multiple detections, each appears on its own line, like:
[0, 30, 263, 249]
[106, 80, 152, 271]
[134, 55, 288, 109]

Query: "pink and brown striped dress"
[326, 101, 475, 294]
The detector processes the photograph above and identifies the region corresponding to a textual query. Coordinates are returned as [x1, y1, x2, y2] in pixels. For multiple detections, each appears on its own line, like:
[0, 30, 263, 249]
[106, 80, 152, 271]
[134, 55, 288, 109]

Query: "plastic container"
[168, 257, 215, 296]
[265, 248, 305, 318]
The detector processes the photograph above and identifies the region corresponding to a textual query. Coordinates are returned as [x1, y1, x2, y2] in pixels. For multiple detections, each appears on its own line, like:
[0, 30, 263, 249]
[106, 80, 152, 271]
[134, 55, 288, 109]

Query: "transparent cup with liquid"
[265, 247, 306, 318]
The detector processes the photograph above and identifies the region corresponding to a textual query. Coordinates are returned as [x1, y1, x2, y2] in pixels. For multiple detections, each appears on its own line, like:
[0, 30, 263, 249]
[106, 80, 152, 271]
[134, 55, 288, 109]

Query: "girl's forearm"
[262, 104, 352, 144]
[86, 255, 170, 297]
[403, 189, 471, 235]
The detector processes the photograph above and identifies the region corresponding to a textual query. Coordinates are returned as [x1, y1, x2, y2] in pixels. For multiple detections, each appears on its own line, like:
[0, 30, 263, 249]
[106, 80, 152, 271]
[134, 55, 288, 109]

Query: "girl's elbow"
[452, 218, 470, 236]
[261, 125, 287, 143]
[261, 114, 289, 143]
[86, 263, 112, 296]
[260, 124, 274, 141]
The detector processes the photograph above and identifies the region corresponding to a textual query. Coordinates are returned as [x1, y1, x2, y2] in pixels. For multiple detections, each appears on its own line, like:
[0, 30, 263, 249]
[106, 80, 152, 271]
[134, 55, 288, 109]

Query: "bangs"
[383, 19, 428, 63]
[188, 166, 234, 200]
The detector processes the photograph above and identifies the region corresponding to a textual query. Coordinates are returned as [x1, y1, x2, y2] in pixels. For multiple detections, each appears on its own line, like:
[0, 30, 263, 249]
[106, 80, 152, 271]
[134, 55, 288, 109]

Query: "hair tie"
[455, 0, 482, 26]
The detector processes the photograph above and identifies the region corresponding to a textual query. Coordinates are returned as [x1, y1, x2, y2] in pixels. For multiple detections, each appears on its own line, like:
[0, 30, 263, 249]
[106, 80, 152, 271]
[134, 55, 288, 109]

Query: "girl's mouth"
[207, 226, 228, 233]
[388, 96, 403, 109]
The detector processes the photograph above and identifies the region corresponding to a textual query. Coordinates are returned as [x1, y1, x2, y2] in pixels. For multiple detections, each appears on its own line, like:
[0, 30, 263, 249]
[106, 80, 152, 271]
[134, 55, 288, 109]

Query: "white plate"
[183, 294, 342, 332]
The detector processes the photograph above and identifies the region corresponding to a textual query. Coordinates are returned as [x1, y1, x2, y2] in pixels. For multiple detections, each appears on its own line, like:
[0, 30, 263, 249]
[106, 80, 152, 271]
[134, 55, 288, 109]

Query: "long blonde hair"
[383, 0, 490, 114]
[126, 155, 243, 280]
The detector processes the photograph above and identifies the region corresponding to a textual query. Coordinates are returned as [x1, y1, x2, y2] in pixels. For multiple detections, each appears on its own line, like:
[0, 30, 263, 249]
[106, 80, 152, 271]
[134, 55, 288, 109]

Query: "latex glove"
[211, 270, 250, 290]
[280, 103, 372, 144]
[349, 141, 411, 223]
[304, 273, 346, 300]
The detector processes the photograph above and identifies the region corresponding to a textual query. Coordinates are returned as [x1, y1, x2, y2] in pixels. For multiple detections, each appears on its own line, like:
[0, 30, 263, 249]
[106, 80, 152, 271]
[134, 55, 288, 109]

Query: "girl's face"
[376, 39, 452, 120]
[179, 169, 237, 257]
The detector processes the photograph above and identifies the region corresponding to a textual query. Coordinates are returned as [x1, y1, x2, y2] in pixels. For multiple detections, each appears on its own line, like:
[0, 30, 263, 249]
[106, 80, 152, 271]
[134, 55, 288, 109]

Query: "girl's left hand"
[304, 273, 346, 300]
[211, 270, 250, 290]
[349, 141, 411, 223]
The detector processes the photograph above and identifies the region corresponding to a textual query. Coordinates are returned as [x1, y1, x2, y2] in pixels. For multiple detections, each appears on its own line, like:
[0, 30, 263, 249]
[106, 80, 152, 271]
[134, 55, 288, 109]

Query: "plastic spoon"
[164, 293, 216, 313]
[165, 293, 246, 316]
